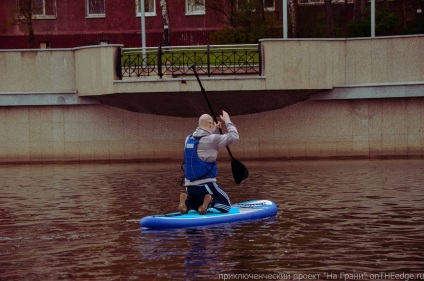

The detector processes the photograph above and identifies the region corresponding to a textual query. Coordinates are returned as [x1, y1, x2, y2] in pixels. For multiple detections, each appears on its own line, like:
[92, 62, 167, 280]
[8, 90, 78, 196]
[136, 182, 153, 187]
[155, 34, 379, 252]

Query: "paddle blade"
[231, 157, 249, 184]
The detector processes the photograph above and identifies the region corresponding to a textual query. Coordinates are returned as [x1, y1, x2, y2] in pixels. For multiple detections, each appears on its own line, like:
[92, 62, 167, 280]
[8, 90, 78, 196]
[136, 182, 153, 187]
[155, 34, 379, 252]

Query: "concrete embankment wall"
[1, 96, 423, 164]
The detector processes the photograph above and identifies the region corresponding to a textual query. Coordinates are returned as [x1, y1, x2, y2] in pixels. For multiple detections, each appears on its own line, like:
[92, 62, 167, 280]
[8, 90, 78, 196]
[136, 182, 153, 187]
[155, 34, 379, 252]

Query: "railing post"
[258, 43, 262, 76]
[207, 43, 210, 77]
[235, 49, 237, 74]
[158, 44, 163, 78]
[116, 47, 123, 80]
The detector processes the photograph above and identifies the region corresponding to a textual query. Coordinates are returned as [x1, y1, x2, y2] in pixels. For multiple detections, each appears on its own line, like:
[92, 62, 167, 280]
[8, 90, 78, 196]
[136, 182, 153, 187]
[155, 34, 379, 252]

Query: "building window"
[186, 0, 205, 15]
[136, 0, 156, 17]
[263, 0, 275, 11]
[17, 0, 57, 19]
[237, 0, 275, 12]
[298, 0, 355, 4]
[86, 0, 105, 18]
[299, 0, 323, 4]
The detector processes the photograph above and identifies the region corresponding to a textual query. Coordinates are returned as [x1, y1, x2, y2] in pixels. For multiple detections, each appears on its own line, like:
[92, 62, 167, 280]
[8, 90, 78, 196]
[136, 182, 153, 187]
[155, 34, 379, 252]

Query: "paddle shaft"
[189, 63, 248, 184]
[190, 65, 234, 158]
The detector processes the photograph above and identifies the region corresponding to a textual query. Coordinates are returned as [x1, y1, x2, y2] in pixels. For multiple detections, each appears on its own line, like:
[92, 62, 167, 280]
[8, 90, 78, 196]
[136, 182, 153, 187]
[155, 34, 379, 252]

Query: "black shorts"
[185, 182, 231, 213]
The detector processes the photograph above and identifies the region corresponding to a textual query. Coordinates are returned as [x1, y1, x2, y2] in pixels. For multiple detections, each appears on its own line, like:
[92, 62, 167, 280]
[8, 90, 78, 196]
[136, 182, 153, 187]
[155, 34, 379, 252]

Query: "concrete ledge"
[111, 76, 269, 93]
[0, 92, 100, 106]
[311, 82, 424, 100]
[0, 44, 123, 52]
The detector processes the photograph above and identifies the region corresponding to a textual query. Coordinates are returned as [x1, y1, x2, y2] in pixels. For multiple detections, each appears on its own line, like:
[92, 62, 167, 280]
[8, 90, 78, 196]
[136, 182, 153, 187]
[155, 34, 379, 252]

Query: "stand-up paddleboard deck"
[140, 199, 278, 229]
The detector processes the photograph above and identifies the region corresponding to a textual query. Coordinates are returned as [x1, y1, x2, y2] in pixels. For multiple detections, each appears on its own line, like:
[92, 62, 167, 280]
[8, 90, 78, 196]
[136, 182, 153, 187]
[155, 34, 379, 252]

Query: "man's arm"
[216, 111, 239, 148]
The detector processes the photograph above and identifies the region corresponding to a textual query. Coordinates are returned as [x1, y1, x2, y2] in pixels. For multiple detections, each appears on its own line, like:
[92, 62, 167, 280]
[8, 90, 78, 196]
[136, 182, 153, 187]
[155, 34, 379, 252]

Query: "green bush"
[210, 26, 281, 45]
[376, 11, 402, 36]
[348, 18, 371, 37]
[210, 28, 248, 44]
[348, 8, 402, 37]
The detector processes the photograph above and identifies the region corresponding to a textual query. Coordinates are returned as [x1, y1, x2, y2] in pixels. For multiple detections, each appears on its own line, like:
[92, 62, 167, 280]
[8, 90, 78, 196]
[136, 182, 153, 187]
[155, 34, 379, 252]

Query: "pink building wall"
[0, 0, 228, 48]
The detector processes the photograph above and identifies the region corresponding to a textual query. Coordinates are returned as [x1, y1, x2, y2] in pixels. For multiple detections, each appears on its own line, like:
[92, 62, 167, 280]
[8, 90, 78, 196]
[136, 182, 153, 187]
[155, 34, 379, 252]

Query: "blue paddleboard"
[140, 199, 278, 229]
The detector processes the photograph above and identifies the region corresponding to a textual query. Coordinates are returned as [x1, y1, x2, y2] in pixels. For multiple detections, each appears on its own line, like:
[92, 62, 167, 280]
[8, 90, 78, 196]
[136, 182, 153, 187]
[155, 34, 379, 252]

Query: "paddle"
[189, 63, 249, 185]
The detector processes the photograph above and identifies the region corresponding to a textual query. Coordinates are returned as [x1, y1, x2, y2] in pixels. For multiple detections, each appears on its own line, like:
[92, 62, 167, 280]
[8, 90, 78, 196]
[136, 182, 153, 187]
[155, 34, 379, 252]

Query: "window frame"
[298, 0, 324, 5]
[135, 0, 157, 17]
[185, 0, 205, 16]
[86, 0, 106, 18]
[17, 0, 57, 19]
[263, 0, 275, 11]
[236, 0, 276, 12]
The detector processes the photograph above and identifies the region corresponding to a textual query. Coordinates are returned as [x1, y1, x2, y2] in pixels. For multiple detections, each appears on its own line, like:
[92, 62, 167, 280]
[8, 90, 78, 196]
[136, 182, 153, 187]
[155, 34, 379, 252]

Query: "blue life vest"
[184, 134, 217, 181]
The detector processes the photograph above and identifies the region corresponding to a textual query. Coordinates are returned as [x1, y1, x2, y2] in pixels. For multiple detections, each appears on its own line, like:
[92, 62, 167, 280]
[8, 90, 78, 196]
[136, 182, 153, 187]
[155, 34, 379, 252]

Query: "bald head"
[199, 114, 212, 126]
[198, 114, 213, 131]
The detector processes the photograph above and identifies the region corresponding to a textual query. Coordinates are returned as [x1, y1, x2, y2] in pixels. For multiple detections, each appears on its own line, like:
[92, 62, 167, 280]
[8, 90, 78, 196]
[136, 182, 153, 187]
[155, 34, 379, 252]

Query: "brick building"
[0, 0, 279, 49]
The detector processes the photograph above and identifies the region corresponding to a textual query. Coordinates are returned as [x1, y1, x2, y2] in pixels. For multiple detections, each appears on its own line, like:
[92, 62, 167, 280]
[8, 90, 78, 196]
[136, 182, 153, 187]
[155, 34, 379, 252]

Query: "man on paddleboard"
[179, 110, 239, 215]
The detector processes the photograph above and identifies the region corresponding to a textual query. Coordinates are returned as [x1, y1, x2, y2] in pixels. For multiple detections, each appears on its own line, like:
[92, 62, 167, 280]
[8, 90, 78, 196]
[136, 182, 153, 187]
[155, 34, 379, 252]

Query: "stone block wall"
[1, 97, 423, 163]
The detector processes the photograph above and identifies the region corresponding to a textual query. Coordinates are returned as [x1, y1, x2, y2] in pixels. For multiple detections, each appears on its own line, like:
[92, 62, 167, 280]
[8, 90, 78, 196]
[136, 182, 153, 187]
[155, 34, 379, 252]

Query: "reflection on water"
[1, 160, 424, 280]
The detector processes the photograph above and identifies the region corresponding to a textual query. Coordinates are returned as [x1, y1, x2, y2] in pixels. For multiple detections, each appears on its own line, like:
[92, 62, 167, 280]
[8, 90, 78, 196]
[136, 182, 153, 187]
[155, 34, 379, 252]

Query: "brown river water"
[1, 160, 424, 281]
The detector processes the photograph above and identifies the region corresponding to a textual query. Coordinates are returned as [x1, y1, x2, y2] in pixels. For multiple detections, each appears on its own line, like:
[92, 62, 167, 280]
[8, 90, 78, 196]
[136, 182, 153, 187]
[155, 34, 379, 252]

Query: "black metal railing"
[116, 44, 262, 79]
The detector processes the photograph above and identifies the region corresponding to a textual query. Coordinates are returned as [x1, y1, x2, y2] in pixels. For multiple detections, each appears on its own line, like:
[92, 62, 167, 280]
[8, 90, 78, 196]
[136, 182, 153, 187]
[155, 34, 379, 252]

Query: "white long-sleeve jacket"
[184, 121, 239, 186]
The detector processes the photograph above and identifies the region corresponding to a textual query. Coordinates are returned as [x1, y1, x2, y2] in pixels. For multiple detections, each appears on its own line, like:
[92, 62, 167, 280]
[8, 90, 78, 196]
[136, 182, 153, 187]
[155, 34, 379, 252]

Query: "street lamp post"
[371, 0, 375, 37]
[282, 0, 288, 39]
[140, 0, 146, 62]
